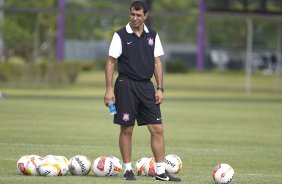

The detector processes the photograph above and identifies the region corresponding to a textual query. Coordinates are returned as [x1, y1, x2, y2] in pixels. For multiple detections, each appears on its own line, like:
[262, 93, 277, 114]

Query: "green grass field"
[0, 71, 282, 184]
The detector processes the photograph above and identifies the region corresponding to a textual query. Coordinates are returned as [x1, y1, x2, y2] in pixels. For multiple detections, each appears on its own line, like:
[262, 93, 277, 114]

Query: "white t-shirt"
[109, 23, 164, 59]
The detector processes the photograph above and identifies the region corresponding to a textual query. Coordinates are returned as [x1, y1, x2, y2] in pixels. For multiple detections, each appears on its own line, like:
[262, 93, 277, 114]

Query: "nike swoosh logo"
[156, 175, 169, 181]
[127, 41, 132, 45]
[157, 118, 162, 120]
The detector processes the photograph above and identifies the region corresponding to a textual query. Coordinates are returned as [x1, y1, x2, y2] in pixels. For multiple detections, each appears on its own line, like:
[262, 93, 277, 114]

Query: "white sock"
[156, 162, 166, 175]
[123, 162, 133, 173]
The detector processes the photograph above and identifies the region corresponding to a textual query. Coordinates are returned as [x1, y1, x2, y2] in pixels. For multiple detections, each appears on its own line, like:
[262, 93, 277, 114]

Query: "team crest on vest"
[122, 113, 130, 121]
[147, 38, 154, 46]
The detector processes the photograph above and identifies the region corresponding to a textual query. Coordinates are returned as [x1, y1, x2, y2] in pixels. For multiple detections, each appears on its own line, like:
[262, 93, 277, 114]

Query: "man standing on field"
[104, 1, 181, 182]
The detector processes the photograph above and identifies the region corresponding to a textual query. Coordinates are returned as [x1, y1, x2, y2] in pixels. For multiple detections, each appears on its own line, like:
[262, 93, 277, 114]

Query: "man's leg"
[148, 124, 181, 182]
[119, 125, 134, 163]
[119, 125, 136, 180]
[147, 124, 165, 163]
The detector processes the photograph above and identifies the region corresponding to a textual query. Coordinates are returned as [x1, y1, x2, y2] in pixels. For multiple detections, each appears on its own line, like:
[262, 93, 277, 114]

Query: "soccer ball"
[56, 156, 69, 176]
[144, 157, 156, 177]
[17, 155, 30, 175]
[68, 155, 91, 176]
[93, 156, 114, 177]
[25, 155, 43, 176]
[39, 162, 62, 176]
[135, 157, 148, 176]
[164, 154, 182, 174]
[39, 155, 62, 176]
[212, 163, 235, 184]
[108, 156, 122, 176]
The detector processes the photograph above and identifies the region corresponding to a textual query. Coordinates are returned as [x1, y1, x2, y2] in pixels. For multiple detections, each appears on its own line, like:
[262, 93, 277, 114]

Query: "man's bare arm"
[104, 56, 116, 106]
[154, 56, 163, 104]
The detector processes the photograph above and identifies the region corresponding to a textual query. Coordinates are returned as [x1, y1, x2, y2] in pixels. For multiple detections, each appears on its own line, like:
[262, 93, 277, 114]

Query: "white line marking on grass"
[2, 142, 271, 154]
[0, 142, 110, 149]
[172, 172, 282, 177]
[166, 147, 222, 152]
[1, 158, 16, 161]
[181, 172, 282, 177]
[0, 142, 227, 153]
[241, 173, 282, 177]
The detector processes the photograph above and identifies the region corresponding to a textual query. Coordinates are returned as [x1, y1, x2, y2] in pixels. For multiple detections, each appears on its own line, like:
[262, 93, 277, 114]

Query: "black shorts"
[113, 75, 162, 126]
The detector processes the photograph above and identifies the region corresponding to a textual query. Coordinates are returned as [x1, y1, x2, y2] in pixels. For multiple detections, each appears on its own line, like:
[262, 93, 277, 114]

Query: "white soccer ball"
[39, 162, 62, 176]
[108, 156, 122, 176]
[93, 156, 114, 177]
[135, 157, 148, 176]
[17, 155, 30, 175]
[68, 155, 91, 176]
[164, 154, 182, 174]
[144, 157, 156, 177]
[212, 163, 235, 184]
[25, 155, 43, 176]
[56, 156, 69, 176]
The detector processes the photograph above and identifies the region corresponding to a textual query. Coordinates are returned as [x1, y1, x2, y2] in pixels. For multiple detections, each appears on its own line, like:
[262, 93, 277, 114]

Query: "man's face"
[129, 8, 147, 28]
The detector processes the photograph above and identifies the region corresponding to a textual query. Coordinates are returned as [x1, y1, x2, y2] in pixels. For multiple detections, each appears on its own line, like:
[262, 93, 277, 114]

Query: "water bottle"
[109, 101, 117, 115]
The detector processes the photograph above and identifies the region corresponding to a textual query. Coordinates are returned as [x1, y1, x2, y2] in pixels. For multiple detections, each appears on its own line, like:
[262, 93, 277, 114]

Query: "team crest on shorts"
[122, 113, 130, 121]
[147, 38, 154, 46]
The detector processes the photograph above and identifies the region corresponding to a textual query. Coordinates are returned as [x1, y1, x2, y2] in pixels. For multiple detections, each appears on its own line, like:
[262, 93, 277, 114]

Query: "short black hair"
[130, 1, 148, 14]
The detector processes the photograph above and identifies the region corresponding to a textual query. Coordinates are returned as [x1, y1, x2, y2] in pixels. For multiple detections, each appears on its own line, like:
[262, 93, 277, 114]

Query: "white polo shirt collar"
[126, 23, 149, 34]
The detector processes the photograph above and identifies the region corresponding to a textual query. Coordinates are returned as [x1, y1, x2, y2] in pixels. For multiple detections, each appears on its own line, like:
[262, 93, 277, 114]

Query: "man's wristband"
[157, 87, 164, 92]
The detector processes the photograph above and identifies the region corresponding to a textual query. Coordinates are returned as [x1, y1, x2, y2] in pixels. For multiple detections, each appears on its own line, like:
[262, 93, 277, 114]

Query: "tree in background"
[1, 0, 56, 62]
[0, 0, 280, 62]
[152, 0, 198, 43]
